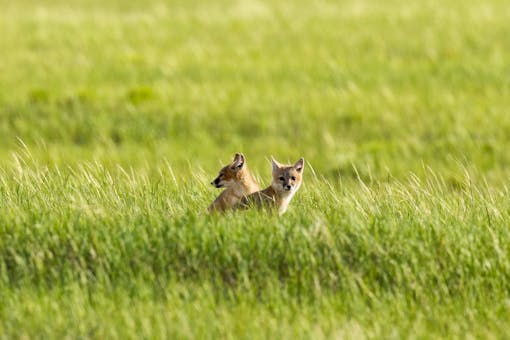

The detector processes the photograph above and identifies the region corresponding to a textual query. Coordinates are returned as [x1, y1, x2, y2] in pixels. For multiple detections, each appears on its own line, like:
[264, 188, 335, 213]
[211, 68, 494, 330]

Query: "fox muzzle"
[212, 177, 223, 188]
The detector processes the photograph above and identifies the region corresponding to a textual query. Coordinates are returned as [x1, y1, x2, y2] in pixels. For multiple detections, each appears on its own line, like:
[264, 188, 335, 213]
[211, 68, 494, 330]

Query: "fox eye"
[291, 176, 296, 181]
[279, 176, 285, 181]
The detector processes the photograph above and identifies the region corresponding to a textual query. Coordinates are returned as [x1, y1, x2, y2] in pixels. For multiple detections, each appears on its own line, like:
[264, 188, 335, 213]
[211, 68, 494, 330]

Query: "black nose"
[285, 185, 291, 190]
[212, 178, 220, 185]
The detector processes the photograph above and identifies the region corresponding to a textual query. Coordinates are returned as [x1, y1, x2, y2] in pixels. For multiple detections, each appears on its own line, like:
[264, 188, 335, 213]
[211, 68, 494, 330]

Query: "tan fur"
[208, 153, 259, 213]
[241, 157, 304, 215]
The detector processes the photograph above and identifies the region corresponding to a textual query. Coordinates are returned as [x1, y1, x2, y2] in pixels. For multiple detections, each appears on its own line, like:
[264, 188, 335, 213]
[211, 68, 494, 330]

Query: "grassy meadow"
[1, 0, 510, 338]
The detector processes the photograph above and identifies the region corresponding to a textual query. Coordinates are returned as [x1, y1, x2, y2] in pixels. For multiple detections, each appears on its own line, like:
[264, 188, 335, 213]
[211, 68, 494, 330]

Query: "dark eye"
[279, 176, 285, 181]
[291, 176, 296, 181]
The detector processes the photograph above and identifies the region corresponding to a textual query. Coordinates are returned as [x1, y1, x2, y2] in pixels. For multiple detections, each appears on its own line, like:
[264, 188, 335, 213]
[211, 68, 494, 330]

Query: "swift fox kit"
[208, 153, 259, 213]
[241, 157, 304, 215]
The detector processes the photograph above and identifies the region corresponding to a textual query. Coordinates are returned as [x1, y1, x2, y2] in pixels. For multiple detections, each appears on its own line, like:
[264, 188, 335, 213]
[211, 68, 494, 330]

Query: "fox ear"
[271, 157, 281, 172]
[231, 153, 245, 170]
[294, 158, 305, 172]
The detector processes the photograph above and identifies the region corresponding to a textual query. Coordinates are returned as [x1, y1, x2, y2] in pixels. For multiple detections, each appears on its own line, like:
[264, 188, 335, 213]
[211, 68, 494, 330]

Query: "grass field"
[1, 0, 510, 338]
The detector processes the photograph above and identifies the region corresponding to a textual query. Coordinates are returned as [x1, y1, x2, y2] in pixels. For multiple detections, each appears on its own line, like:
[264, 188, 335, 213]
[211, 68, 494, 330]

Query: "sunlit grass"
[1, 156, 510, 337]
[1, 0, 510, 338]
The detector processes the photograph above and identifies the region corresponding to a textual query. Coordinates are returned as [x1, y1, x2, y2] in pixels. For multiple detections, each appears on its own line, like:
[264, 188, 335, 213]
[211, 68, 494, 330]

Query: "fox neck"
[237, 168, 258, 193]
[269, 181, 301, 214]
[227, 170, 258, 197]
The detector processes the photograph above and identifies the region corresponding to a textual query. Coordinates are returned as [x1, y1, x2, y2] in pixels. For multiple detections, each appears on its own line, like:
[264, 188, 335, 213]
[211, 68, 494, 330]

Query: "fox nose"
[285, 184, 291, 190]
[212, 178, 220, 185]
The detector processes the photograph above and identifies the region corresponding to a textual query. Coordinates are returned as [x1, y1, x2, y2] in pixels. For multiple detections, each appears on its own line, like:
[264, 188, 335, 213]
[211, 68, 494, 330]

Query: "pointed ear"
[294, 158, 305, 172]
[271, 157, 281, 172]
[231, 153, 245, 170]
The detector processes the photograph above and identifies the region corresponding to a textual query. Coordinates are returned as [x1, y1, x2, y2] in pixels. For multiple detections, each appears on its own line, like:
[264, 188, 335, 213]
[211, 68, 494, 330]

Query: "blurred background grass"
[1, 0, 509, 182]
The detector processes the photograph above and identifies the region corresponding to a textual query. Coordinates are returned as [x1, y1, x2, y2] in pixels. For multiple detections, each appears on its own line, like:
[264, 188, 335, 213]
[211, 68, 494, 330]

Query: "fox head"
[211, 153, 246, 189]
[270, 157, 305, 194]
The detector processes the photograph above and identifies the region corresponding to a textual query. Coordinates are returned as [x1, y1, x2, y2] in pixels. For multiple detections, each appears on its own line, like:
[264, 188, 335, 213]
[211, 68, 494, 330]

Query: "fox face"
[211, 153, 246, 189]
[208, 153, 259, 213]
[271, 158, 305, 194]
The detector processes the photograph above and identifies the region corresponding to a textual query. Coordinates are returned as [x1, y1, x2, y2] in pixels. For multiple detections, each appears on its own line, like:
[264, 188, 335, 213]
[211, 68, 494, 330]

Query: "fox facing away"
[208, 153, 259, 213]
[240, 157, 305, 215]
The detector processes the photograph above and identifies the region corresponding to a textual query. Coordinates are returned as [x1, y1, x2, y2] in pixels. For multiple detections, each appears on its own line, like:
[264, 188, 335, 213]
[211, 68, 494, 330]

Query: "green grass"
[1, 0, 510, 338]
[1, 160, 510, 338]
